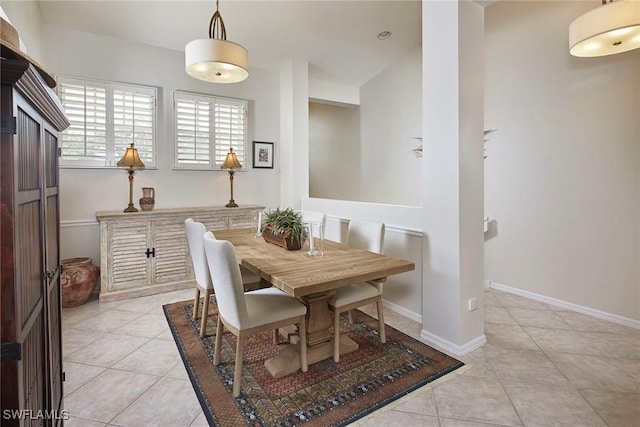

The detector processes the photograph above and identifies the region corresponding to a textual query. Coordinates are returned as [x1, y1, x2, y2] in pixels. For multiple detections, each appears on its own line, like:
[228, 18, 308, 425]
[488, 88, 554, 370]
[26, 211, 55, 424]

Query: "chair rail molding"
[61, 219, 99, 228]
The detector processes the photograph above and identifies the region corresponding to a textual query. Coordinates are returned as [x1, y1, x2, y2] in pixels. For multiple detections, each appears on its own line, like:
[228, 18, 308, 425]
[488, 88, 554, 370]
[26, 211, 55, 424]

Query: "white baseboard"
[420, 329, 486, 357]
[382, 299, 422, 324]
[488, 281, 640, 330]
[383, 299, 486, 356]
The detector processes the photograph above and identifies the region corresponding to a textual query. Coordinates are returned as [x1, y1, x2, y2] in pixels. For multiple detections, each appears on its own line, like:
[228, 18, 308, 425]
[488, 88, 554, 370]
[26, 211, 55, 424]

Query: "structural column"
[279, 59, 309, 209]
[420, 0, 486, 354]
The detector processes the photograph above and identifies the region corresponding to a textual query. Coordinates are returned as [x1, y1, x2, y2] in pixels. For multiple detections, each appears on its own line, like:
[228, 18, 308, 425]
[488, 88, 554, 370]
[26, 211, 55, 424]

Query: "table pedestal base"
[264, 336, 358, 378]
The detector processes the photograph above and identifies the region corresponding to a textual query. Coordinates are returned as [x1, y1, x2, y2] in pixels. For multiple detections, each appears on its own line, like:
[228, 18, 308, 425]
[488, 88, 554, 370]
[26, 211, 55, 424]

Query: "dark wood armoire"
[1, 59, 69, 426]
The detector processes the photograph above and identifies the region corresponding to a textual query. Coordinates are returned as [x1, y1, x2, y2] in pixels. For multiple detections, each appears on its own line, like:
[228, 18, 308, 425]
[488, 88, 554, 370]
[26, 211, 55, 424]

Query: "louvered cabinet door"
[106, 221, 150, 291]
[152, 219, 189, 284]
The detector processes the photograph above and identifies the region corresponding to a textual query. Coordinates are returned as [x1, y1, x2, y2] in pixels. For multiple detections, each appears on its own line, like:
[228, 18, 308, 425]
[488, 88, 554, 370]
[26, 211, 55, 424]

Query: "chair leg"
[233, 331, 245, 398]
[376, 297, 386, 344]
[192, 288, 201, 320]
[299, 316, 308, 372]
[333, 308, 341, 363]
[272, 329, 279, 345]
[347, 310, 354, 324]
[213, 318, 223, 366]
[200, 289, 211, 338]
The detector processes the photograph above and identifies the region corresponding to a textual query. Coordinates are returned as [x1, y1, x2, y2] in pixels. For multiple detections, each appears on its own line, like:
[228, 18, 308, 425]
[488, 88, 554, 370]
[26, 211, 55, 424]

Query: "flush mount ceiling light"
[569, 0, 640, 57]
[377, 31, 392, 40]
[185, 0, 248, 83]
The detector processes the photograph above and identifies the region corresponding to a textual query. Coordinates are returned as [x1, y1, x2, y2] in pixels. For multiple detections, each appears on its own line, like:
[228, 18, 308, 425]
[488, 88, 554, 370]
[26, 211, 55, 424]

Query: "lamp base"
[124, 204, 138, 213]
[225, 201, 239, 208]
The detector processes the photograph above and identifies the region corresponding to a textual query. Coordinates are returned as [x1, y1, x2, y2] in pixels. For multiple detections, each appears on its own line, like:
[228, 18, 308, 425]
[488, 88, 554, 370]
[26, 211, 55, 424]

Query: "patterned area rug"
[163, 299, 463, 426]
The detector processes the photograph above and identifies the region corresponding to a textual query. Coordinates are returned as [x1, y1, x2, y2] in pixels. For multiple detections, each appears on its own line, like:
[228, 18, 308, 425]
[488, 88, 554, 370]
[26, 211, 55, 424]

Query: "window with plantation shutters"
[174, 91, 247, 170]
[56, 76, 157, 168]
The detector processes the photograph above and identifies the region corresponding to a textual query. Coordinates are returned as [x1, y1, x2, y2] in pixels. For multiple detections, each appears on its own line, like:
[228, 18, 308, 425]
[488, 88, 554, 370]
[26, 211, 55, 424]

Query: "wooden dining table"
[214, 228, 415, 378]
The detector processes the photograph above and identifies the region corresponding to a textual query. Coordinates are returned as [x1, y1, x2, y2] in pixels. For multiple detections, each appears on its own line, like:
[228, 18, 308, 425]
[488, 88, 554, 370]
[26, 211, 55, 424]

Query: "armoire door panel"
[44, 130, 58, 188]
[22, 311, 45, 421]
[46, 278, 63, 415]
[45, 196, 59, 275]
[17, 201, 43, 328]
[16, 106, 41, 192]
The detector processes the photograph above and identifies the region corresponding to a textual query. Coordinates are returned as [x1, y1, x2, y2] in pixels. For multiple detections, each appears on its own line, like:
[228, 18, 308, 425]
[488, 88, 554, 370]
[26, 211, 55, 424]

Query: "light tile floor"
[62, 289, 639, 426]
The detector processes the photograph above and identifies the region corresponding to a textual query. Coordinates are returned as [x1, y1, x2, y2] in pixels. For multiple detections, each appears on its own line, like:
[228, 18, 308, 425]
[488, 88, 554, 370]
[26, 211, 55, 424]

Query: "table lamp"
[117, 143, 146, 212]
[221, 147, 241, 207]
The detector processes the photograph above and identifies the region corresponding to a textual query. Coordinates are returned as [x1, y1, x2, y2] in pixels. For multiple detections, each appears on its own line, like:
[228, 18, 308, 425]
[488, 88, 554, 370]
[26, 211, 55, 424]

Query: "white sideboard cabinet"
[96, 205, 264, 302]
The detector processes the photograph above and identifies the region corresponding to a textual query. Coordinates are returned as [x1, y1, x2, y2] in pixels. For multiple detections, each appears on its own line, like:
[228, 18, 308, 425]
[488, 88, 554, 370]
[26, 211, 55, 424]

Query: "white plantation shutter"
[175, 93, 211, 165]
[57, 76, 157, 168]
[113, 87, 156, 166]
[214, 99, 247, 166]
[174, 91, 247, 170]
[57, 78, 107, 167]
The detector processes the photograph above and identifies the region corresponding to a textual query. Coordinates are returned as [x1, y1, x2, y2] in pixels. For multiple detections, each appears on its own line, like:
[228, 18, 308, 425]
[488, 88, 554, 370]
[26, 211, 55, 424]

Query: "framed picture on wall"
[253, 141, 274, 169]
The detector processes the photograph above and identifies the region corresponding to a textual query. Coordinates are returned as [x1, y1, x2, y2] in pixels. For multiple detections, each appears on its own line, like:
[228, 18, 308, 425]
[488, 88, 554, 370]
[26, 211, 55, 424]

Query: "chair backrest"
[202, 232, 248, 329]
[302, 211, 327, 238]
[346, 219, 385, 254]
[185, 218, 213, 290]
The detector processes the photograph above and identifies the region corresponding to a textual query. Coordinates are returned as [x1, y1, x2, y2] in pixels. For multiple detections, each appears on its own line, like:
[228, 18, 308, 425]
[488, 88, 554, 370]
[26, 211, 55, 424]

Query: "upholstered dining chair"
[185, 218, 215, 337]
[185, 218, 263, 337]
[203, 232, 308, 397]
[328, 219, 386, 362]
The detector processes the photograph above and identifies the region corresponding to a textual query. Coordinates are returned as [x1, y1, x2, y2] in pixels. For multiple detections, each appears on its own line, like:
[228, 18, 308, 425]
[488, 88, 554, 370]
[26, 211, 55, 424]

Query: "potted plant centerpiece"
[262, 208, 306, 250]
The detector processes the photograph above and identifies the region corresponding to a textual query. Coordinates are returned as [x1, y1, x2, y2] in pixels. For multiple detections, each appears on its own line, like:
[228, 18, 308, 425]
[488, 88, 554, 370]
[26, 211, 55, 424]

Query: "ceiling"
[37, 0, 424, 87]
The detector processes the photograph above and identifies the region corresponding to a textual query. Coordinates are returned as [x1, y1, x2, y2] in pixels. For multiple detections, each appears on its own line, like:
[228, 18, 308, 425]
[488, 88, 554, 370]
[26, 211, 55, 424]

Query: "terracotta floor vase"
[61, 257, 99, 307]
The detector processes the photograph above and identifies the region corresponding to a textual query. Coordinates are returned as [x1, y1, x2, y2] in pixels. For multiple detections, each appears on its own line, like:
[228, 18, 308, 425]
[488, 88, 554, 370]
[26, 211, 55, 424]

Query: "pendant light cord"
[208, 0, 227, 40]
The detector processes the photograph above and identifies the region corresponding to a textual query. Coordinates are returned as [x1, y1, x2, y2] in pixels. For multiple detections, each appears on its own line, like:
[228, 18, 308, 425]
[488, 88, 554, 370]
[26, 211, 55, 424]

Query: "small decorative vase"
[61, 257, 99, 307]
[139, 187, 155, 211]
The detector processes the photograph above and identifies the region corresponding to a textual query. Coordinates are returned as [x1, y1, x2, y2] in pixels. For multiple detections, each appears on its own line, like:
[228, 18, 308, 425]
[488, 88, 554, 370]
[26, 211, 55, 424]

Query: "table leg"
[301, 291, 334, 346]
[264, 290, 359, 378]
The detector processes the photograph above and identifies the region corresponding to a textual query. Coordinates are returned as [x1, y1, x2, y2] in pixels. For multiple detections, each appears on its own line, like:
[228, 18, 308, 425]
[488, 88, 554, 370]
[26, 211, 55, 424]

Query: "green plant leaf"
[263, 207, 306, 244]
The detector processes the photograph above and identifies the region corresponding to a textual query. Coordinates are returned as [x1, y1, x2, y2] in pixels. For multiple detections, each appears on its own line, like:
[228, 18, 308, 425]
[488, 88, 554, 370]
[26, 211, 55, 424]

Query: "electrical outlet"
[468, 297, 477, 311]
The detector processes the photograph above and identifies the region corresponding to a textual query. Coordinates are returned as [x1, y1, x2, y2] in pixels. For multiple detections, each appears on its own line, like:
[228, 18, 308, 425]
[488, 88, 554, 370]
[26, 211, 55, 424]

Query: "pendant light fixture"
[569, 0, 640, 57]
[185, 0, 249, 83]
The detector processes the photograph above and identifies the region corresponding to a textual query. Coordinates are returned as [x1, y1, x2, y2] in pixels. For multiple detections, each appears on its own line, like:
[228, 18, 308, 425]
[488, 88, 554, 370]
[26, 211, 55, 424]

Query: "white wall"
[303, 197, 423, 320]
[309, 102, 362, 201]
[37, 24, 282, 264]
[0, 1, 46, 65]
[308, 46, 421, 206]
[484, 1, 640, 321]
[309, 77, 359, 105]
[359, 47, 423, 206]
